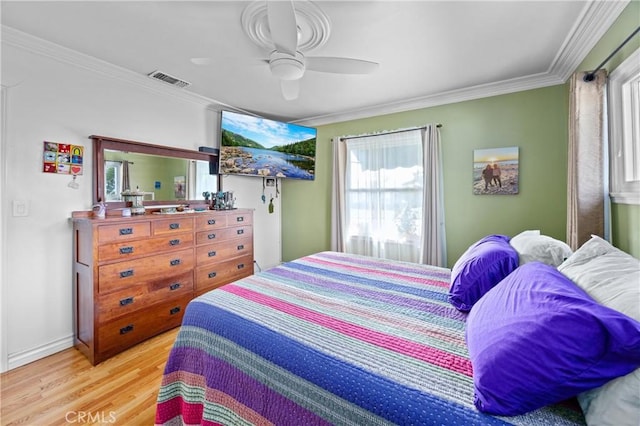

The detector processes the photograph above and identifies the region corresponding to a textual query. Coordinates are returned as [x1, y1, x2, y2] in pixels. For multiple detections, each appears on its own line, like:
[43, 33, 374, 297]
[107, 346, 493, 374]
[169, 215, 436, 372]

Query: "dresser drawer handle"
[119, 246, 134, 254]
[120, 324, 134, 335]
[119, 227, 133, 235]
[119, 297, 134, 306]
[169, 283, 181, 291]
[207, 233, 216, 240]
[208, 271, 217, 279]
[169, 307, 181, 315]
[208, 250, 217, 257]
[207, 219, 216, 225]
[237, 263, 245, 270]
[120, 269, 134, 278]
[170, 259, 181, 266]
[169, 239, 180, 246]
[237, 229, 244, 235]
[236, 216, 244, 222]
[237, 244, 244, 251]
[169, 223, 180, 230]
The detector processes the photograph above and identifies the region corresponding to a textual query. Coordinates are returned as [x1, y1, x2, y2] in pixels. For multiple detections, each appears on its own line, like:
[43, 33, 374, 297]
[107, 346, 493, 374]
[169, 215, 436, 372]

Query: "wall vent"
[147, 70, 191, 88]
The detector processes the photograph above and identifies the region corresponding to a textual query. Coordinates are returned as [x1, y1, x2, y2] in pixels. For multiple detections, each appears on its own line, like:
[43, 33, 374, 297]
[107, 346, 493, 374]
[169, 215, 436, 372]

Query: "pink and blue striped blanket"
[155, 251, 585, 425]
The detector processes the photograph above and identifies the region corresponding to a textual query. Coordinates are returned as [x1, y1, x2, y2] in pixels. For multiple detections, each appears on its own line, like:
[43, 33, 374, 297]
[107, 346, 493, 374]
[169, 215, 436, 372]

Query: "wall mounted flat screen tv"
[219, 110, 317, 180]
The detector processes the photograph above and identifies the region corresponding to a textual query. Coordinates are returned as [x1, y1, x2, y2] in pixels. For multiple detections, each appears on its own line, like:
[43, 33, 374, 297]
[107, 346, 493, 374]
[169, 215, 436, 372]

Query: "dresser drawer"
[152, 217, 194, 235]
[98, 222, 151, 243]
[195, 254, 254, 292]
[227, 211, 253, 226]
[195, 225, 253, 245]
[97, 272, 193, 323]
[97, 294, 192, 361]
[98, 248, 194, 293]
[98, 232, 194, 263]
[195, 214, 227, 230]
[196, 239, 253, 265]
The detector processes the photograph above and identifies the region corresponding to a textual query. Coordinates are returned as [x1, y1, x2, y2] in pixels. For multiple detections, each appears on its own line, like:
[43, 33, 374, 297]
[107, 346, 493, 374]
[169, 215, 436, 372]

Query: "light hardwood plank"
[0, 328, 179, 426]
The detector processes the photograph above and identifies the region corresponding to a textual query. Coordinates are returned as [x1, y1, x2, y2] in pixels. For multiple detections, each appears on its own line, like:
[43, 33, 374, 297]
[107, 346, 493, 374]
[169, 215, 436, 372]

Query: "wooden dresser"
[72, 209, 253, 365]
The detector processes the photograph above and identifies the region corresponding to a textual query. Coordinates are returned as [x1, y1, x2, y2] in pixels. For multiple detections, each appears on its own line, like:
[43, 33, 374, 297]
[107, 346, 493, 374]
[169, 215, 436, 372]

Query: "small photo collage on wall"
[43, 141, 84, 175]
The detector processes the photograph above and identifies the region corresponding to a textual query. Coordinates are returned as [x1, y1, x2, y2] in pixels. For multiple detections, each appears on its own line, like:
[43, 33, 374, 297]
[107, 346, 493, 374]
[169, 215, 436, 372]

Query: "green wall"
[283, 87, 568, 266]
[282, 2, 640, 263]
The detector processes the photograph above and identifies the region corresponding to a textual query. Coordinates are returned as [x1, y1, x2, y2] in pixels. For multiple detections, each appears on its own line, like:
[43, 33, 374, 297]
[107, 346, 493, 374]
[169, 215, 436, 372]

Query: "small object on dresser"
[93, 200, 106, 219]
[121, 187, 146, 215]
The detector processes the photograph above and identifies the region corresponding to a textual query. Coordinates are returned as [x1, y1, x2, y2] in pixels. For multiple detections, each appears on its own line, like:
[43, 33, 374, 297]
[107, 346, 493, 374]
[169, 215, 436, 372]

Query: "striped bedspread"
[155, 251, 585, 425]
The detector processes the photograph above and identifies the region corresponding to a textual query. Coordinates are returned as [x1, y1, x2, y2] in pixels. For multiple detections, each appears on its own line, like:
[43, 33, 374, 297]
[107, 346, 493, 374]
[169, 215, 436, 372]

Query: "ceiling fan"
[192, 0, 379, 100]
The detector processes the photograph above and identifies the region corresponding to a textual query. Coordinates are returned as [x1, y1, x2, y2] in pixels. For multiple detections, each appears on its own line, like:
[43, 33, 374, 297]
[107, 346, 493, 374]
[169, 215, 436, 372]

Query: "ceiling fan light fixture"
[242, 1, 377, 100]
[269, 52, 305, 80]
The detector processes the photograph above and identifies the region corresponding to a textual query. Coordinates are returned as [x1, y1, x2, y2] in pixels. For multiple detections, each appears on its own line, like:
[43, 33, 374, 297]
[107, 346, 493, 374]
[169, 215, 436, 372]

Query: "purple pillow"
[448, 234, 518, 311]
[466, 262, 640, 416]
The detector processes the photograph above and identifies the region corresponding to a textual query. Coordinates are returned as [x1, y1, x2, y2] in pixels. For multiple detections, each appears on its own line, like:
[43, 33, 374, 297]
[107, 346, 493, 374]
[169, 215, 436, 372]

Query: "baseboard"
[7, 334, 74, 371]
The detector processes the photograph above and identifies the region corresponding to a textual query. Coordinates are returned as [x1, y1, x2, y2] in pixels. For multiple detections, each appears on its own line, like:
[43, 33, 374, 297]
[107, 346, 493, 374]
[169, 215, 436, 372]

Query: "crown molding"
[1, 25, 225, 111]
[297, 72, 564, 126]
[548, 0, 630, 82]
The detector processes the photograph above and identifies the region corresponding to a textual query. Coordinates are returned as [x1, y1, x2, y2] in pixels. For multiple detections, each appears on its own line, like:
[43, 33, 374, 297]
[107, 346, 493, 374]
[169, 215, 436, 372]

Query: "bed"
[154, 247, 627, 426]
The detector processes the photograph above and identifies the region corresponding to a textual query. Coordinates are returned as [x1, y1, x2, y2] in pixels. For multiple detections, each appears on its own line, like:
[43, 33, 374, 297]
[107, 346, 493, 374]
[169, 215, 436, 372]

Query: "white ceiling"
[0, 1, 627, 126]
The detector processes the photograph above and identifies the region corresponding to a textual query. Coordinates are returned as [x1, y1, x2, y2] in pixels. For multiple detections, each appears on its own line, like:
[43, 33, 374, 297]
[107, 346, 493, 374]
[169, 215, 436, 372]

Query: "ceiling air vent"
[147, 70, 191, 88]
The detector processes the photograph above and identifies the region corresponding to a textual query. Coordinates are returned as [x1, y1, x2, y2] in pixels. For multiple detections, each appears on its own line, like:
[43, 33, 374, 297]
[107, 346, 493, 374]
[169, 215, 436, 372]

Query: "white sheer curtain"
[567, 70, 608, 250]
[331, 125, 446, 266]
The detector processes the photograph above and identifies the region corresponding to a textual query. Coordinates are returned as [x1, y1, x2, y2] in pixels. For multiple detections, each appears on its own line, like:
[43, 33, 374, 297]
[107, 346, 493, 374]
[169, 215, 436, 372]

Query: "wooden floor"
[0, 328, 179, 426]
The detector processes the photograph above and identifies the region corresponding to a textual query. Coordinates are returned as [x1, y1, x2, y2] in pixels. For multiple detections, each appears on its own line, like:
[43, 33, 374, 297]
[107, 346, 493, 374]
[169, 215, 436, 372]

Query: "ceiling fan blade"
[306, 57, 379, 75]
[266, 0, 298, 56]
[280, 79, 299, 101]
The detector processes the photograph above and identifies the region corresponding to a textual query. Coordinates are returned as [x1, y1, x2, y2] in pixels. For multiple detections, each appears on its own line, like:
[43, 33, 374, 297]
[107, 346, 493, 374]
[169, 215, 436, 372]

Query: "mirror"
[92, 135, 220, 209]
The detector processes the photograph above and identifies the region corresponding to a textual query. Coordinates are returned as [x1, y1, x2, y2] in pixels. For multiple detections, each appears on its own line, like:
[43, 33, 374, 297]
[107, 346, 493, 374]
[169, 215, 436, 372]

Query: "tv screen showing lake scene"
[220, 110, 317, 180]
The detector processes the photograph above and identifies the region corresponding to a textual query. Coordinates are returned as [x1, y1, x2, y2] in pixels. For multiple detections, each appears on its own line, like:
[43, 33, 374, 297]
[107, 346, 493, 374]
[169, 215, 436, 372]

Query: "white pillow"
[559, 235, 640, 319]
[510, 230, 573, 267]
[577, 370, 640, 426]
[558, 235, 640, 426]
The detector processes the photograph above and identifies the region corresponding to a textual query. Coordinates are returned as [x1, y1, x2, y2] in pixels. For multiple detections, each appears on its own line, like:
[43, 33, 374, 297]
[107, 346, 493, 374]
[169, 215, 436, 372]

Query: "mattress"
[155, 251, 585, 425]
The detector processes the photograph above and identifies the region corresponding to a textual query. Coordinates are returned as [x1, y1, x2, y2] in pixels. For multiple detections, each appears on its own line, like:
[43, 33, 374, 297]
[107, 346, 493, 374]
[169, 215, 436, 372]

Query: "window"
[609, 47, 640, 204]
[104, 160, 122, 201]
[344, 130, 424, 262]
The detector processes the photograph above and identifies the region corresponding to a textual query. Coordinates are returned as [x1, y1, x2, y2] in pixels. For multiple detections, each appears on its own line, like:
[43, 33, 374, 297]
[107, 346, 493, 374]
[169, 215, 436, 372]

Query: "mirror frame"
[92, 135, 220, 209]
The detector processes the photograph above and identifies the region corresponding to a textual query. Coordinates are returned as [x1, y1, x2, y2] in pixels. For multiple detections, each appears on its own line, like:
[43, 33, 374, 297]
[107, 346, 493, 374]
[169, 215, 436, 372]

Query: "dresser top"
[72, 208, 253, 221]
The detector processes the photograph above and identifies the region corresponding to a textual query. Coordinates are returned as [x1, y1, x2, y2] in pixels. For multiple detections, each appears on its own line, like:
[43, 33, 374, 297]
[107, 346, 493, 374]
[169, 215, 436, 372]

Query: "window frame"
[608, 47, 640, 205]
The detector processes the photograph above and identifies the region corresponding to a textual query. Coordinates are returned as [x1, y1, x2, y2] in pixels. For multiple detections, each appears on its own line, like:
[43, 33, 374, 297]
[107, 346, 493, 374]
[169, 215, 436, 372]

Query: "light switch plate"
[12, 200, 29, 217]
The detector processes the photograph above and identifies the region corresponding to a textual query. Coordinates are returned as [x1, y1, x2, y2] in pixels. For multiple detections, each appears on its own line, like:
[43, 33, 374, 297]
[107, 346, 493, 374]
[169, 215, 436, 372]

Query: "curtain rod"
[584, 26, 640, 82]
[340, 123, 442, 141]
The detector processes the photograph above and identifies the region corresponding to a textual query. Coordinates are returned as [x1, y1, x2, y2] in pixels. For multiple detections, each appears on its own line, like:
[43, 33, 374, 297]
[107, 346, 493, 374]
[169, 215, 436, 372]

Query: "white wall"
[1, 87, 8, 373]
[223, 175, 283, 272]
[0, 29, 281, 371]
